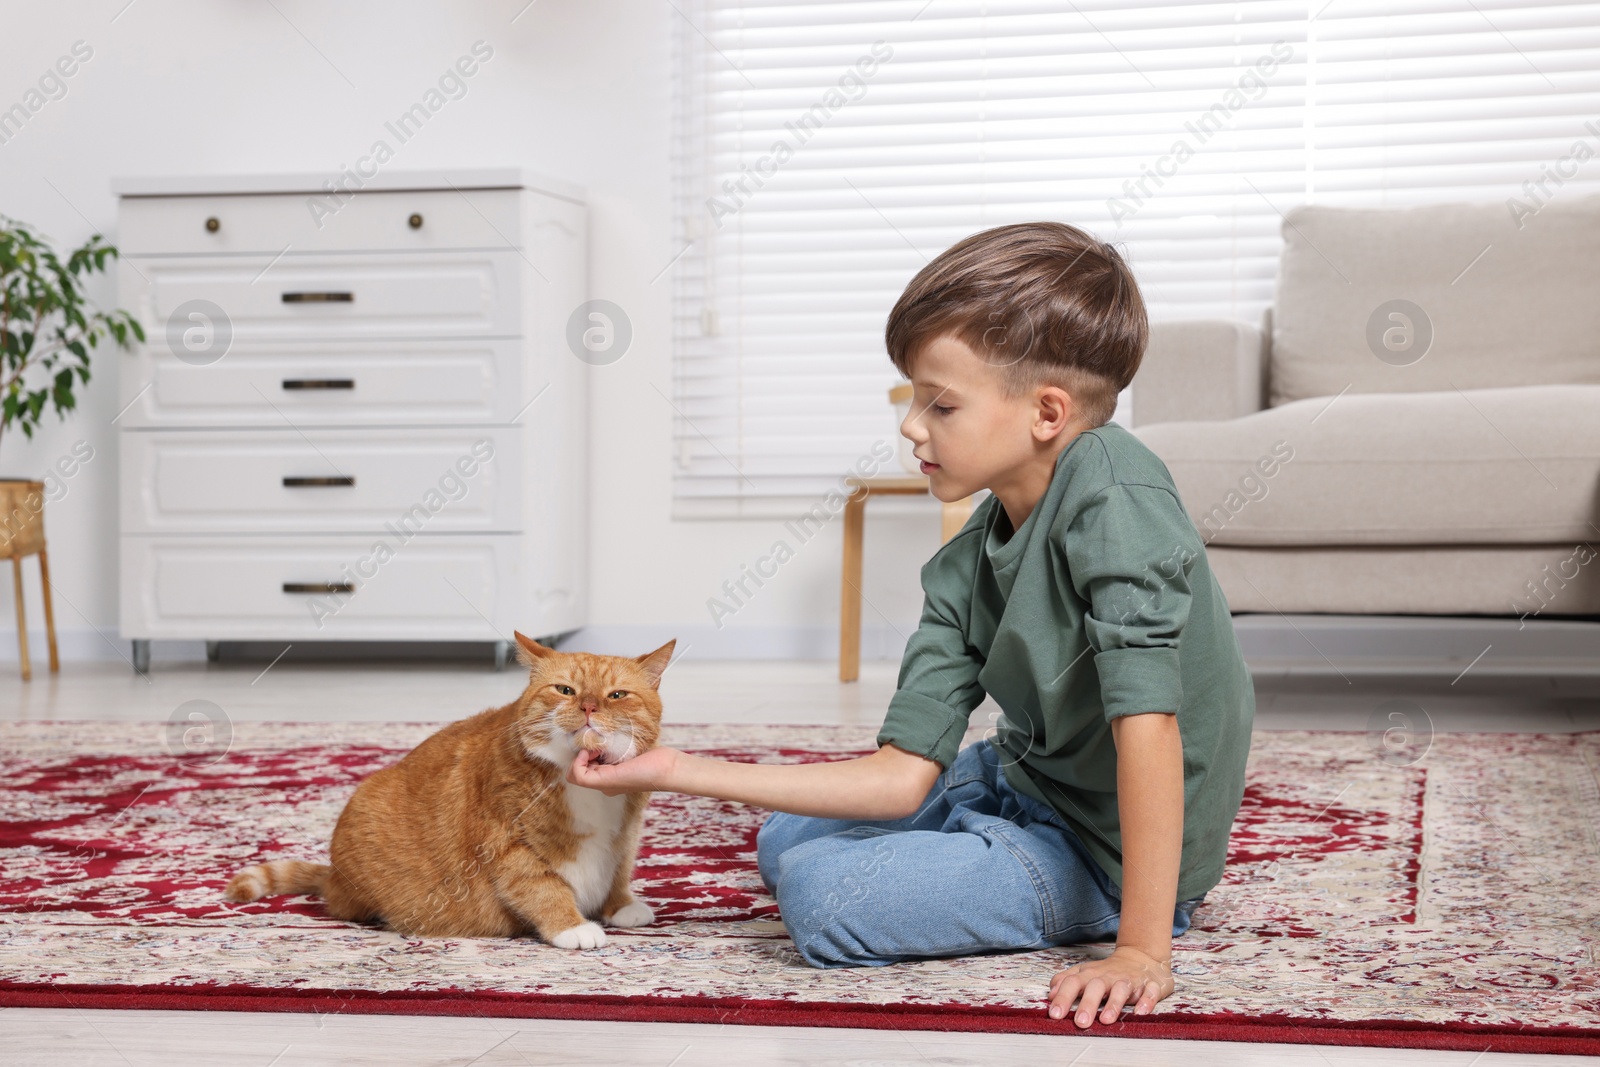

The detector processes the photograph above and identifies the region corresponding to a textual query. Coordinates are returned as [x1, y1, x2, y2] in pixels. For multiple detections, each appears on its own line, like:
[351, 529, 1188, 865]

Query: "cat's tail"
[224, 859, 331, 902]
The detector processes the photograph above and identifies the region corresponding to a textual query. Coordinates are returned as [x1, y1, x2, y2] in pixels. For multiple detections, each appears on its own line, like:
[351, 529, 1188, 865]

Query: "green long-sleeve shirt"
[876, 421, 1254, 902]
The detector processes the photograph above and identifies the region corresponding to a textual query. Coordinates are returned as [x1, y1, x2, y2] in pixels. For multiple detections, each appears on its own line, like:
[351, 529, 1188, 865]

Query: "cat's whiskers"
[508, 705, 566, 761]
[607, 721, 642, 764]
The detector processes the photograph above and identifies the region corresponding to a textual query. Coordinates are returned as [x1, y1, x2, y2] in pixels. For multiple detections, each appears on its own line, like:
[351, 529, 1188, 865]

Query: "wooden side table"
[839, 475, 974, 682]
[0, 479, 60, 681]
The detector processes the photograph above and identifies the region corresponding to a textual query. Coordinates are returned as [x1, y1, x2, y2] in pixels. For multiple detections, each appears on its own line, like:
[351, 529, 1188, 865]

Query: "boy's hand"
[566, 746, 681, 795]
[1046, 945, 1173, 1027]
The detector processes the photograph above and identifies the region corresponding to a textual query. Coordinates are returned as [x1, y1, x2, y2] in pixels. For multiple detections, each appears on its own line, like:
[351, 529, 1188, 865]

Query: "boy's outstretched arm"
[1048, 710, 1185, 1027]
[566, 740, 945, 821]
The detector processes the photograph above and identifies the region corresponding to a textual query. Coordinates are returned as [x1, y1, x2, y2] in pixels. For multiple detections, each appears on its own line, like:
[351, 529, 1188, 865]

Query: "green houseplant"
[1, 215, 143, 569]
[1, 215, 143, 465]
[2, 215, 143, 678]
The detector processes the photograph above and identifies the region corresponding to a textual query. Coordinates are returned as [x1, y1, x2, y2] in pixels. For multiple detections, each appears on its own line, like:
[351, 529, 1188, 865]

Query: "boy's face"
[899, 333, 1071, 503]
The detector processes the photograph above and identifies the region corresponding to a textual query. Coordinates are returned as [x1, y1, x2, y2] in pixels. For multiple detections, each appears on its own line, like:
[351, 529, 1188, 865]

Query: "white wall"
[0, 0, 938, 667]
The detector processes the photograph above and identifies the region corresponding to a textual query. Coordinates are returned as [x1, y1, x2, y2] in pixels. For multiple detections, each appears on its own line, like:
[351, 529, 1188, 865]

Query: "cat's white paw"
[605, 901, 655, 928]
[549, 921, 607, 950]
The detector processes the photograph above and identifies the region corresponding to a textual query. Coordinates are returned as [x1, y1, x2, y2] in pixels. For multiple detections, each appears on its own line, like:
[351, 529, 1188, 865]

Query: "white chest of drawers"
[113, 169, 588, 671]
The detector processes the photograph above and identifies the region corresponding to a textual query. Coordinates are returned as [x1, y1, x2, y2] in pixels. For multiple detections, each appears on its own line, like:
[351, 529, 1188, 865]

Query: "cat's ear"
[514, 631, 556, 670]
[634, 639, 677, 690]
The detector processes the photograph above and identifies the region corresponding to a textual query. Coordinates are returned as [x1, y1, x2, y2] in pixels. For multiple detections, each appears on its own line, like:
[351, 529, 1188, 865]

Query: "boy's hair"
[884, 221, 1148, 428]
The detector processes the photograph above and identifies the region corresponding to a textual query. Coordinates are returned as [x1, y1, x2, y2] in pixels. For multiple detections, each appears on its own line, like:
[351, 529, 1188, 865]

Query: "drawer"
[117, 339, 524, 427]
[119, 534, 521, 639]
[120, 428, 520, 534]
[118, 188, 522, 255]
[122, 251, 520, 343]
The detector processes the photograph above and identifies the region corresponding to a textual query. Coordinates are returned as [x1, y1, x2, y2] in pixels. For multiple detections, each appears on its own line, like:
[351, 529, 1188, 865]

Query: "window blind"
[670, 0, 1600, 516]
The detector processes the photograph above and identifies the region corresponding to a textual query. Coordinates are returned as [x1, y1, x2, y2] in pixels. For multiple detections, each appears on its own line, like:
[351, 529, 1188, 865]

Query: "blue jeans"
[755, 737, 1206, 969]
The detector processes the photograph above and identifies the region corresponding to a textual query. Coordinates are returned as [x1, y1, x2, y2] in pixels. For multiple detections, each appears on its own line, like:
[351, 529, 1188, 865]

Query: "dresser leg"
[132, 639, 151, 675]
[493, 639, 511, 671]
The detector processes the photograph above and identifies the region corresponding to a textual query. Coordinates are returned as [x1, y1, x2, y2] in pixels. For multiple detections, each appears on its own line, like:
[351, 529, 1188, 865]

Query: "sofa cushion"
[1204, 543, 1600, 616]
[1270, 192, 1600, 406]
[1131, 384, 1600, 546]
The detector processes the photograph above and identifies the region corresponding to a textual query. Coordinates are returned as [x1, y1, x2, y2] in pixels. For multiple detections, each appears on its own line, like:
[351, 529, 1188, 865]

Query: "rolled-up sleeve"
[876, 560, 987, 770]
[1062, 483, 1197, 721]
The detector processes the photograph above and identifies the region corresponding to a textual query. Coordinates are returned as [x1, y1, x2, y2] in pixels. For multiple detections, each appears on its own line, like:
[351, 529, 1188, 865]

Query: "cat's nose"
[581, 701, 598, 717]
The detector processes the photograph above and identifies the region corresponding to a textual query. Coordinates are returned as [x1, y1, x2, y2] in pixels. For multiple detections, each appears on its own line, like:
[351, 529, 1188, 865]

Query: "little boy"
[569, 221, 1255, 1029]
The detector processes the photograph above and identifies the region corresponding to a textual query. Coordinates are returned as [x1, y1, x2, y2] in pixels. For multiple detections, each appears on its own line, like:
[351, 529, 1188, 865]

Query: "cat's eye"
[608, 690, 627, 700]
[554, 684, 575, 696]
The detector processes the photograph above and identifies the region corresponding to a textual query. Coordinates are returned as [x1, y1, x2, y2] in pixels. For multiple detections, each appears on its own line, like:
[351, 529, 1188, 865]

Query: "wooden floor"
[2, 652, 1597, 1067]
[8, 1008, 1600, 1067]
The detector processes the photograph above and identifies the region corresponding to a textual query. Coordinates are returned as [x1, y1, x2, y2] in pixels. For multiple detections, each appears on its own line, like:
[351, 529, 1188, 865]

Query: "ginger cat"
[225, 632, 674, 949]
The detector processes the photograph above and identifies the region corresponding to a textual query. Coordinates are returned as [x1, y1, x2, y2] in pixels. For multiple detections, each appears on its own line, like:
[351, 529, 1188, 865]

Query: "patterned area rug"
[1, 720, 1597, 1054]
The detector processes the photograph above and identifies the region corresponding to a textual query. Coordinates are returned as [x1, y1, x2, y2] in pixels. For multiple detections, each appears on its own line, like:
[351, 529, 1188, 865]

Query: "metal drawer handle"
[282, 378, 355, 390]
[282, 582, 355, 594]
[282, 476, 355, 488]
[281, 291, 354, 304]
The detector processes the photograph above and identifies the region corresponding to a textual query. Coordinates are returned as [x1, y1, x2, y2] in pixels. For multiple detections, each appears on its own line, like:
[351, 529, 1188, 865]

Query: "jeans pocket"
[833, 825, 898, 838]
[984, 816, 1124, 944]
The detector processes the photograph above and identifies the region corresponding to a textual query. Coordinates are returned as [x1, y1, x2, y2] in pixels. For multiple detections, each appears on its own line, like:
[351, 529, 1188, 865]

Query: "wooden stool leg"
[838, 491, 867, 682]
[37, 548, 59, 673]
[11, 556, 30, 682]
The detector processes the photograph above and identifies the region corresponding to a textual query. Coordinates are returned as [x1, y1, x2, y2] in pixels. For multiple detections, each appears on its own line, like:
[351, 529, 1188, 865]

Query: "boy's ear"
[1034, 385, 1078, 442]
[514, 630, 555, 670]
[634, 639, 677, 690]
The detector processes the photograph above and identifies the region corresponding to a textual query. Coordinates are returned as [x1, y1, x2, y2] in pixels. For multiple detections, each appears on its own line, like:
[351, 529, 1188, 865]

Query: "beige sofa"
[1129, 193, 1600, 618]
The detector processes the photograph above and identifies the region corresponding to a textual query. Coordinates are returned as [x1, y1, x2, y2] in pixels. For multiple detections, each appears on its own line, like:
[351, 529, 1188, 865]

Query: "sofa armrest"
[1129, 318, 1268, 426]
